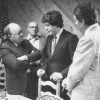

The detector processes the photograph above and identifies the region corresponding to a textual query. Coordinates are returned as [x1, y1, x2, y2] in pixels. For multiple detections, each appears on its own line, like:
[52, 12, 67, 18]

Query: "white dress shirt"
[27, 34, 40, 50]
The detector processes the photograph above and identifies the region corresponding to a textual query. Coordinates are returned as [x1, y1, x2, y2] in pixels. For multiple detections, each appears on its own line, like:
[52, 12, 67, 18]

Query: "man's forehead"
[10, 26, 22, 34]
[45, 23, 50, 26]
[29, 22, 38, 27]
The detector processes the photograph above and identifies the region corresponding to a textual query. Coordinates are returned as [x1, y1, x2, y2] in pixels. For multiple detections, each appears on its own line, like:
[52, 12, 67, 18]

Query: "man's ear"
[4, 26, 10, 36]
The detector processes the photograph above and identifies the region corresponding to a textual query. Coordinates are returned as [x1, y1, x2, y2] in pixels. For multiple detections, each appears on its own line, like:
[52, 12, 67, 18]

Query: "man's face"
[10, 27, 24, 44]
[74, 15, 84, 31]
[74, 15, 85, 36]
[44, 23, 57, 35]
[28, 22, 38, 36]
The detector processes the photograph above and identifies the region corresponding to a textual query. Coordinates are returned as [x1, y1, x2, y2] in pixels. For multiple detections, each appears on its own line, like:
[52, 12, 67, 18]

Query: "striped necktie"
[51, 36, 57, 55]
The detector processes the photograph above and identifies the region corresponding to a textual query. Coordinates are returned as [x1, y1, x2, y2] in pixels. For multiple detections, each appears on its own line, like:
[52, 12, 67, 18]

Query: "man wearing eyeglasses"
[27, 21, 46, 51]
[25, 22, 46, 99]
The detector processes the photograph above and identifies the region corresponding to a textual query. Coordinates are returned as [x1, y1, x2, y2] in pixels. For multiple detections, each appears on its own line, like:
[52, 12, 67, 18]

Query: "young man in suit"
[37, 10, 79, 100]
[0, 23, 41, 95]
[62, 2, 100, 100]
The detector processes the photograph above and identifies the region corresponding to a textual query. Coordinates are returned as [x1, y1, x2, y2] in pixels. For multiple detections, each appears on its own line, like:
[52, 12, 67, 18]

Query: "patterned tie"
[51, 36, 57, 55]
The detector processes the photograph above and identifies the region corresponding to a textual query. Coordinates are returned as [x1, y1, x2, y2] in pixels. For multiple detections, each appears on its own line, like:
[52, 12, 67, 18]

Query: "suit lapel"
[7, 41, 25, 57]
[47, 35, 53, 58]
[51, 30, 65, 59]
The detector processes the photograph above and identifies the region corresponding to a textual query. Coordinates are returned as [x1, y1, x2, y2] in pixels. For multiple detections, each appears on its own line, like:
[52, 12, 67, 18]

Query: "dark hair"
[42, 10, 63, 28]
[74, 2, 97, 26]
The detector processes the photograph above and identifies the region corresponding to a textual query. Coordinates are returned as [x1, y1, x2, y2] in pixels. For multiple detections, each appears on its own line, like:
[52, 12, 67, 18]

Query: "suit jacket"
[0, 39, 41, 95]
[66, 23, 100, 100]
[42, 29, 78, 79]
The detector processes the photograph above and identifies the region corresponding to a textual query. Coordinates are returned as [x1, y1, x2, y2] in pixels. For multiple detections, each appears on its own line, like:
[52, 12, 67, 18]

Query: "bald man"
[25, 22, 46, 99]
[27, 21, 46, 51]
[0, 23, 41, 95]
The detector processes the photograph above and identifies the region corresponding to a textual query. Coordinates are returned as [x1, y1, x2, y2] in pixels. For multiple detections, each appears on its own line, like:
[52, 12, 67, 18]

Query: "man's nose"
[20, 33, 24, 37]
[45, 26, 48, 30]
[33, 28, 37, 31]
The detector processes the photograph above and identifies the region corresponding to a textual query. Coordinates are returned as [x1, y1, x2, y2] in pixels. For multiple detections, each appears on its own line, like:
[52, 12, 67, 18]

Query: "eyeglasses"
[29, 26, 38, 29]
[8, 31, 23, 37]
[18, 30, 23, 36]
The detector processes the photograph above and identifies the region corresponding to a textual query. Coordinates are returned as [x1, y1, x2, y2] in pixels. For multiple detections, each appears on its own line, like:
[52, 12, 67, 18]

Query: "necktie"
[51, 36, 57, 55]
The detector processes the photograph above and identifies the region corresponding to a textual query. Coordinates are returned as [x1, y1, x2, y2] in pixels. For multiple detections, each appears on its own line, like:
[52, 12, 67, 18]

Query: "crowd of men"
[0, 1, 100, 100]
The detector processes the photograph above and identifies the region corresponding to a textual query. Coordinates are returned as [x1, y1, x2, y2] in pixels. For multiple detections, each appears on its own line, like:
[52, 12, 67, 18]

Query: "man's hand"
[62, 77, 72, 92]
[62, 78, 68, 90]
[17, 55, 28, 61]
[62, 77, 72, 97]
[37, 69, 45, 77]
[50, 72, 62, 81]
[31, 50, 34, 53]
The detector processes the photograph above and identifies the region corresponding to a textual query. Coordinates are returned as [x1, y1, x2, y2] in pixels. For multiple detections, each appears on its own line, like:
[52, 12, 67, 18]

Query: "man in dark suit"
[37, 10, 79, 100]
[0, 23, 41, 95]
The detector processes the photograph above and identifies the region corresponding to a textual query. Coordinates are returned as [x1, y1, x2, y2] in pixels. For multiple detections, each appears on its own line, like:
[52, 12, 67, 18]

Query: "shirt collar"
[56, 28, 63, 40]
[27, 34, 32, 40]
[27, 34, 39, 41]
[14, 43, 18, 47]
[85, 23, 99, 35]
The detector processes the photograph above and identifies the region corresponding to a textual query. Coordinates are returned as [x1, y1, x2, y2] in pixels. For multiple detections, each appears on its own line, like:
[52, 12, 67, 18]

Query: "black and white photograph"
[0, 0, 100, 100]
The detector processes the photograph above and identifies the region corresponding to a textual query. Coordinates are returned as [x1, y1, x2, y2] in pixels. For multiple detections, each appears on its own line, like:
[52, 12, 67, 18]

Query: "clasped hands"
[37, 69, 62, 81]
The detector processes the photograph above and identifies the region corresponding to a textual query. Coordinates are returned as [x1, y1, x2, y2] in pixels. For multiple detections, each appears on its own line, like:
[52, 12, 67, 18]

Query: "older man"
[27, 21, 46, 51]
[25, 22, 46, 99]
[0, 23, 41, 95]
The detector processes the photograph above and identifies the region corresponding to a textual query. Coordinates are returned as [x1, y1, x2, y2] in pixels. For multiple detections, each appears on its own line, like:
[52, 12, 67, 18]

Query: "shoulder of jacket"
[63, 30, 77, 39]
[22, 39, 29, 43]
[89, 26, 97, 32]
[63, 29, 73, 35]
[0, 41, 9, 49]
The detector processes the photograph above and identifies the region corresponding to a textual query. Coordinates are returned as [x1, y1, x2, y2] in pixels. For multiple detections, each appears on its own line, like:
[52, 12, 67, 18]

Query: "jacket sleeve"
[22, 39, 42, 62]
[66, 36, 95, 91]
[27, 46, 42, 62]
[68, 34, 79, 59]
[40, 35, 51, 71]
[61, 34, 79, 77]
[0, 48, 29, 71]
